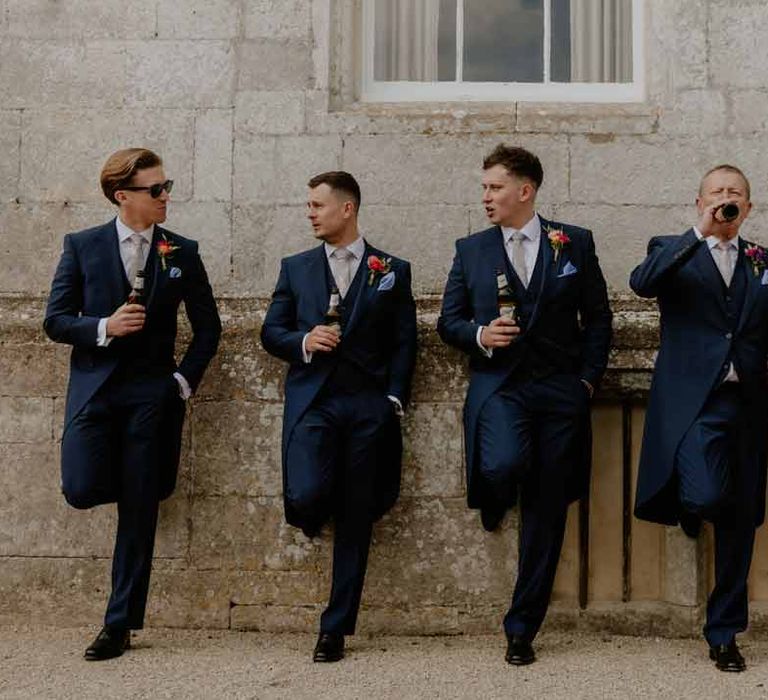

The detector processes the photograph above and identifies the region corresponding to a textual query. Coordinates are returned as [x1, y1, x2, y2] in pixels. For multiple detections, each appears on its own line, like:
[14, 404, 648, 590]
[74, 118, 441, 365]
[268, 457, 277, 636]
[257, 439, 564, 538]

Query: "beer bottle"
[127, 269, 146, 306]
[325, 286, 342, 334]
[496, 269, 516, 320]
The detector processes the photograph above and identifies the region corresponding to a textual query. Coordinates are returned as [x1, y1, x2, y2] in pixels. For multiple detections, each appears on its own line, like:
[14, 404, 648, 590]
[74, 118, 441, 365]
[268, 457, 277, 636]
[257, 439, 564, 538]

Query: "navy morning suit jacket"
[260, 241, 418, 527]
[437, 218, 613, 508]
[43, 219, 221, 503]
[631, 229, 768, 526]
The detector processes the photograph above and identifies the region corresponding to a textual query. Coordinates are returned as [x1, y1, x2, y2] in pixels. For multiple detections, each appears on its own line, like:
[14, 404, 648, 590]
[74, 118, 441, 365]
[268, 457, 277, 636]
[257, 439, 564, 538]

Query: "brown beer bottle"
[127, 269, 146, 306]
[325, 286, 342, 334]
[496, 269, 516, 320]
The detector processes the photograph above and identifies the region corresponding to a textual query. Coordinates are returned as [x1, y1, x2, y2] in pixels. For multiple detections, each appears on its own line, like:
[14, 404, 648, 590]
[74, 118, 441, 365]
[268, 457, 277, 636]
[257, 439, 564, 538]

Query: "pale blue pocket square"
[169, 266, 182, 279]
[761, 269, 768, 286]
[377, 271, 395, 291]
[558, 261, 578, 278]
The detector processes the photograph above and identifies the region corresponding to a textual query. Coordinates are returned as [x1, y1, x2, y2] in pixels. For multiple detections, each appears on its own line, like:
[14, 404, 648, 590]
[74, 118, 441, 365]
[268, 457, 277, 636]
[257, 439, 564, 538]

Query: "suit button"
[724, 363, 729, 369]
[725, 332, 733, 339]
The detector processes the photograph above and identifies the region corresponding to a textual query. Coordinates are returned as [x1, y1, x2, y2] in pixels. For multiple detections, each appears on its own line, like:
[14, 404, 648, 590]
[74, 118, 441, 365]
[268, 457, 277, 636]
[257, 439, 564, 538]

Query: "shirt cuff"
[97, 317, 113, 347]
[387, 395, 404, 417]
[301, 333, 313, 364]
[476, 326, 493, 358]
[174, 372, 192, 400]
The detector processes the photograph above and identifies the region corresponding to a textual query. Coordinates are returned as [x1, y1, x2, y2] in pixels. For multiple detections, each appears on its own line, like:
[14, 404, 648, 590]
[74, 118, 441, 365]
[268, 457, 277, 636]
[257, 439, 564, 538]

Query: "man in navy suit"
[261, 171, 417, 662]
[44, 148, 221, 660]
[632, 165, 767, 672]
[437, 144, 612, 665]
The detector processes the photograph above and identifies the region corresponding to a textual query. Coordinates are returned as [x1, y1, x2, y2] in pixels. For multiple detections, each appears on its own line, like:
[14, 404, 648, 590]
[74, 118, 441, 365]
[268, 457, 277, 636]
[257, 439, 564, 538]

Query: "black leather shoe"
[84, 626, 130, 661]
[313, 632, 344, 663]
[505, 635, 535, 666]
[481, 504, 505, 532]
[679, 512, 701, 539]
[709, 640, 746, 672]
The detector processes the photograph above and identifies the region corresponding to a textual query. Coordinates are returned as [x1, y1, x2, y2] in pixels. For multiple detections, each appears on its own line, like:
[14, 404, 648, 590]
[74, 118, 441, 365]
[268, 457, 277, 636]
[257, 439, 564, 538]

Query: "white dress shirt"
[97, 216, 191, 399]
[693, 227, 740, 382]
[476, 213, 542, 356]
[301, 236, 403, 416]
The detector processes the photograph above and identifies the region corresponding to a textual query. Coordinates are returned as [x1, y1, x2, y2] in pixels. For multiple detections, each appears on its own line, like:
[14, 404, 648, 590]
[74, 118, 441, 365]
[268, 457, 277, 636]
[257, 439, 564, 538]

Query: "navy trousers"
[675, 383, 757, 646]
[476, 373, 590, 642]
[286, 386, 394, 635]
[61, 370, 178, 630]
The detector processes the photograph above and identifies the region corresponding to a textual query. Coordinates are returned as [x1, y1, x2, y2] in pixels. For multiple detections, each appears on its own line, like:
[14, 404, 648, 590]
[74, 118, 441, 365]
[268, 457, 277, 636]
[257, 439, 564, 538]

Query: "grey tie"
[714, 240, 735, 286]
[125, 233, 146, 283]
[331, 247, 354, 297]
[509, 231, 528, 288]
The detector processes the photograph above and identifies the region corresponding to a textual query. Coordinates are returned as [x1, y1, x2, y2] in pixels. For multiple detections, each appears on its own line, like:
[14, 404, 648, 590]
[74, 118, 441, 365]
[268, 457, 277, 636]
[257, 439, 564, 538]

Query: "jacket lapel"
[343, 241, 375, 334]
[103, 218, 127, 310]
[689, 235, 729, 317]
[305, 244, 330, 324]
[737, 239, 760, 334]
[526, 215, 554, 330]
[143, 227, 163, 311]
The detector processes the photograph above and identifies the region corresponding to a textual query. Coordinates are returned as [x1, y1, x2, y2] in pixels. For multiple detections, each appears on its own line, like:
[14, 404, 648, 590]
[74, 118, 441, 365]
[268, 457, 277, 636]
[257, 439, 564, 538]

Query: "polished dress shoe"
[313, 632, 344, 663]
[480, 504, 506, 532]
[679, 512, 701, 539]
[709, 640, 746, 672]
[84, 626, 130, 661]
[505, 635, 535, 666]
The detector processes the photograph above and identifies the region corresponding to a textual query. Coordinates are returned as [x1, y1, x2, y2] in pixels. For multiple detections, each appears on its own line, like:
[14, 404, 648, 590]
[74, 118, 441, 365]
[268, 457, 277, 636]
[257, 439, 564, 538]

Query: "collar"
[116, 215, 154, 245]
[324, 235, 365, 260]
[501, 213, 541, 245]
[693, 227, 740, 251]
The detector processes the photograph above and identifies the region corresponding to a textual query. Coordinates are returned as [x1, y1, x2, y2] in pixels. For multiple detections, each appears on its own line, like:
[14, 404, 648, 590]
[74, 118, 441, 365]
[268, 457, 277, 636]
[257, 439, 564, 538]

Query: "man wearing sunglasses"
[43, 148, 221, 660]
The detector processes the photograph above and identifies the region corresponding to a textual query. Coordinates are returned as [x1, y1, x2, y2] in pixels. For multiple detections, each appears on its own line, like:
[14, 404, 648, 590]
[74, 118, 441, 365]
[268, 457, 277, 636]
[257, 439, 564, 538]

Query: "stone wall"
[3, 0, 768, 634]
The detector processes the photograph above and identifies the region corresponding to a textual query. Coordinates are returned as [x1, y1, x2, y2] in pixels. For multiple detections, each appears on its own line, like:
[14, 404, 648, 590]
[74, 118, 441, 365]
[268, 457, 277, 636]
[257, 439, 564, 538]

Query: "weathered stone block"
[729, 90, 768, 135]
[400, 403, 464, 499]
[235, 90, 306, 136]
[343, 135, 569, 206]
[194, 109, 234, 202]
[191, 401, 283, 497]
[0, 342, 69, 397]
[0, 397, 52, 443]
[237, 39, 313, 91]
[657, 90, 727, 136]
[359, 204, 470, 295]
[189, 495, 327, 572]
[231, 603, 318, 632]
[517, 104, 657, 135]
[6, 0, 156, 39]
[20, 109, 194, 203]
[163, 201, 232, 293]
[0, 40, 128, 109]
[157, 0, 242, 39]
[710, 5, 768, 89]
[233, 135, 341, 205]
[125, 40, 236, 109]
[244, 0, 311, 39]
[0, 110, 20, 201]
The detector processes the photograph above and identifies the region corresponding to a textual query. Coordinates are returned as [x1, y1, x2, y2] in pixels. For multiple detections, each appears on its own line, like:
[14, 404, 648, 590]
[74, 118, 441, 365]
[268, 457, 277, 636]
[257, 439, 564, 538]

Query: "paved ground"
[2, 627, 768, 699]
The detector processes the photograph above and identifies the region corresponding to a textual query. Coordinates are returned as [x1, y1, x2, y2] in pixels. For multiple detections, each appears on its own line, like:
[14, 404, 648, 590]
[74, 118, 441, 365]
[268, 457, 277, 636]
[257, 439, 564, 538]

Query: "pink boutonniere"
[546, 227, 571, 263]
[745, 244, 768, 277]
[367, 254, 392, 286]
[156, 233, 181, 271]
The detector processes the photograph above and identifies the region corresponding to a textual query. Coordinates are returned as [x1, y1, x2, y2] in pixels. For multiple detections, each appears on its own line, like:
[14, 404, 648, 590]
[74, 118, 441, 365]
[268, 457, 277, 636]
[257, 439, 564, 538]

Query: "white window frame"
[361, 0, 645, 103]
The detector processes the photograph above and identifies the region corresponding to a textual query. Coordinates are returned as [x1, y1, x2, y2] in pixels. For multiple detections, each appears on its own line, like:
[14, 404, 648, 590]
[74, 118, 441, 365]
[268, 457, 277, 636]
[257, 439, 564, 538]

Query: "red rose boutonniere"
[546, 227, 571, 263]
[367, 254, 392, 286]
[745, 244, 768, 277]
[156, 233, 181, 271]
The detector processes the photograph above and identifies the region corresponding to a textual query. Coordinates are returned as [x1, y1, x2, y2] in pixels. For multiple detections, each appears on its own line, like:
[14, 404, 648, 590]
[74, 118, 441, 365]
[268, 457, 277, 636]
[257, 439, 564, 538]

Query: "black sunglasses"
[120, 179, 174, 199]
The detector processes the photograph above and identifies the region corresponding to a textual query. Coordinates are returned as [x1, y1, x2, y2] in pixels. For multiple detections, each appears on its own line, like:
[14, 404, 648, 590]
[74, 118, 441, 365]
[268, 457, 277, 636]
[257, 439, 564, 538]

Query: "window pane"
[374, 0, 456, 82]
[550, 0, 571, 82]
[437, 0, 457, 81]
[570, 0, 633, 82]
[463, 0, 544, 83]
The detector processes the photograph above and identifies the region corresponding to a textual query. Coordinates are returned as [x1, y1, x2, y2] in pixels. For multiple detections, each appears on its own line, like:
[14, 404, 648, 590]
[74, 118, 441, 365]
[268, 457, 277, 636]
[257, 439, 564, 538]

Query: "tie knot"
[333, 247, 353, 260]
[511, 231, 525, 243]
[716, 240, 732, 252]
[130, 233, 145, 248]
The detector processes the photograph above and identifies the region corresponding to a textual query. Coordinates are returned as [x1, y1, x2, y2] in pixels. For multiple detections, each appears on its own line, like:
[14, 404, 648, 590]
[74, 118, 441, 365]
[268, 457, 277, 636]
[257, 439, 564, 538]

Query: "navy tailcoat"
[631, 229, 768, 526]
[44, 219, 221, 504]
[260, 242, 418, 527]
[437, 218, 613, 508]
